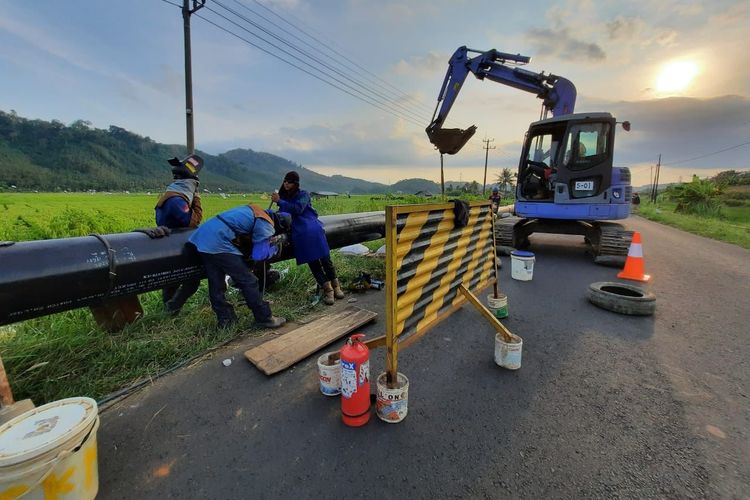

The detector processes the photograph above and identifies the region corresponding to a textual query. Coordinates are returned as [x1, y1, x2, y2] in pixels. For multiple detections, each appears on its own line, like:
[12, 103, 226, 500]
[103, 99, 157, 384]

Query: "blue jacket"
[277, 190, 330, 264]
[188, 205, 276, 261]
[156, 196, 191, 228]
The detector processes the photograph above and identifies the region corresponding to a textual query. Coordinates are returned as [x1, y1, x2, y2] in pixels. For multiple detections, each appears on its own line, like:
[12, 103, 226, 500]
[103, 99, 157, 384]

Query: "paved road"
[98, 216, 749, 498]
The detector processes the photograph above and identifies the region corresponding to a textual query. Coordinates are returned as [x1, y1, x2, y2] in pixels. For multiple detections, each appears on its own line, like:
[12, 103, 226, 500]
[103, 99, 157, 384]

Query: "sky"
[1, 0, 749, 188]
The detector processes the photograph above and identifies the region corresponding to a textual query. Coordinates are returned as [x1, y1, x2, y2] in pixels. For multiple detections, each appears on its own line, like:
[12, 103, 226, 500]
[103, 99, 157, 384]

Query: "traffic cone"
[617, 231, 650, 282]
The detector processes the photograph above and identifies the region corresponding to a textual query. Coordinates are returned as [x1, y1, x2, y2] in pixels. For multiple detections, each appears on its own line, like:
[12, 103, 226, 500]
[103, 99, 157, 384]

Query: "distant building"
[414, 190, 433, 197]
[310, 191, 339, 199]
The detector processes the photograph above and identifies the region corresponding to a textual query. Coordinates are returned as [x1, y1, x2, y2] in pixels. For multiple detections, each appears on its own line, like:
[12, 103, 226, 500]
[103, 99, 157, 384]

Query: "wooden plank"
[458, 284, 514, 342]
[244, 306, 377, 375]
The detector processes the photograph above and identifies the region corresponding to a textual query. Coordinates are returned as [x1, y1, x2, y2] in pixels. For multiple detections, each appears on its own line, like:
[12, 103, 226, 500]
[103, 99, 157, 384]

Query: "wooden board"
[244, 306, 377, 375]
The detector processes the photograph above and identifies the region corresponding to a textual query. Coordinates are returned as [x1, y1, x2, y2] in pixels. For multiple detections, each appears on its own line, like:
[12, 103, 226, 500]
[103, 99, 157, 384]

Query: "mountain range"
[0, 110, 443, 194]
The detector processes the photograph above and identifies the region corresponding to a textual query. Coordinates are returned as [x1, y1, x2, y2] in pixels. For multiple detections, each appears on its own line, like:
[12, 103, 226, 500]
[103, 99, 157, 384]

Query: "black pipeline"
[0, 211, 385, 326]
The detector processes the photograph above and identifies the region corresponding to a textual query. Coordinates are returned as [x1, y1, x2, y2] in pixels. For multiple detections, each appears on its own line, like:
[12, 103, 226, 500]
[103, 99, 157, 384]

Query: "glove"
[269, 233, 288, 247]
[133, 226, 171, 239]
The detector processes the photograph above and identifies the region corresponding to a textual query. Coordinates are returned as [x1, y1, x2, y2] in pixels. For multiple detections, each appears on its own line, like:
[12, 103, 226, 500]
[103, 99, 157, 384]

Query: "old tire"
[587, 281, 656, 316]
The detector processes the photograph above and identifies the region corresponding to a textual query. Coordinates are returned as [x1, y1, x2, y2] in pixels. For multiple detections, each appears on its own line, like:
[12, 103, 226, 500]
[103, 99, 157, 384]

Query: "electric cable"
[249, 0, 435, 117]
[199, 6, 426, 127]
[227, 0, 430, 122]
[662, 139, 750, 166]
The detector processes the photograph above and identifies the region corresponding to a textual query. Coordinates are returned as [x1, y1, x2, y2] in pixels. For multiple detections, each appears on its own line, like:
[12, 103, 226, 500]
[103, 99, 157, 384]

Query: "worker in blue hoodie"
[154, 154, 204, 315]
[188, 204, 289, 329]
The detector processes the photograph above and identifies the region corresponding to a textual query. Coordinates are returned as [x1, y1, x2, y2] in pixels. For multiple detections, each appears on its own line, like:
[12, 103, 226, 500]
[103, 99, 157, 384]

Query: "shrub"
[665, 175, 724, 217]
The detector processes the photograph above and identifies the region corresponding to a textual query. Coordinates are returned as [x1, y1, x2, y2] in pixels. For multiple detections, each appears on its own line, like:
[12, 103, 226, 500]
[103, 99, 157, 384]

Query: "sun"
[655, 61, 699, 93]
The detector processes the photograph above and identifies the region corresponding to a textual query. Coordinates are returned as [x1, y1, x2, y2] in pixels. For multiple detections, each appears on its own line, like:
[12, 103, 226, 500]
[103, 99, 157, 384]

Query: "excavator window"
[563, 123, 611, 171]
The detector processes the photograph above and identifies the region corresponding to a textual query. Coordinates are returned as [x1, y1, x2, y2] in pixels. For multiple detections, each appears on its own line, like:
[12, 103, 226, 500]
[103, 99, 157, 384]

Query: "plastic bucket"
[510, 250, 535, 281]
[317, 352, 341, 396]
[495, 333, 523, 370]
[0, 397, 100, 500]
[487, 293, 508, 319]
[376, 372, 409, 424]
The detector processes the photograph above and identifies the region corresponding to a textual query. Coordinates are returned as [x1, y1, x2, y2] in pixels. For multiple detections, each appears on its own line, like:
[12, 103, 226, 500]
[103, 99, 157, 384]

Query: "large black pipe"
[0, 211, 385, 325]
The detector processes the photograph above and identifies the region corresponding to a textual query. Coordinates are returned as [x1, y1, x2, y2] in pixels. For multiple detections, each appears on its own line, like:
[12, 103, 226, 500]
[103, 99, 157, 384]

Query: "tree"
[495, 168, 516, 193]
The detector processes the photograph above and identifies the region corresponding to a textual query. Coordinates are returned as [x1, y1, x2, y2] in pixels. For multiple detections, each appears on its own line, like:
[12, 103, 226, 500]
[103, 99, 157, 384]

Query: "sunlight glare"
[655, 61, 699, 93]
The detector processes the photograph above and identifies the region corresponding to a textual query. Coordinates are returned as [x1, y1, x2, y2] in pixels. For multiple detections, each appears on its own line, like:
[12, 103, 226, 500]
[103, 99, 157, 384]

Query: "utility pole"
[482, 138, 496, 196]
[651, 154, 661, 203]
[182, 0, 205, 155]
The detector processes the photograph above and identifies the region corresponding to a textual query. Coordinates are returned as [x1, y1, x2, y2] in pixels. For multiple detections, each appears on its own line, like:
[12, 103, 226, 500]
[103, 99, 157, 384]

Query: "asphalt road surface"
[98, 216, 749, 498]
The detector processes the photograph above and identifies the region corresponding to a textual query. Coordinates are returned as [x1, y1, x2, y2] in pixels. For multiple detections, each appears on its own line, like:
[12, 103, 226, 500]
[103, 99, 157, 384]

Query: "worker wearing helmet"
[188, 204, 288, 329]
[154, 154, 204, 315]
[489, 186, 502, 210]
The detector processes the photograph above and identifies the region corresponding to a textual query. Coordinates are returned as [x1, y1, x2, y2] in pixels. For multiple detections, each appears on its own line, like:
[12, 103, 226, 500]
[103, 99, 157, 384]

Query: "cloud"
[592, 95, 750, 168]
[525, 27, 606, 62]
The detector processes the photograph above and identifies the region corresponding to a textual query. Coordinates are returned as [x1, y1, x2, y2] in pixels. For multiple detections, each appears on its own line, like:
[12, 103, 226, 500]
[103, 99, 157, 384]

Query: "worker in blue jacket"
[154, 154, 204, 315]
[271, 171, 345, 305]
[188, 204, 288, 329]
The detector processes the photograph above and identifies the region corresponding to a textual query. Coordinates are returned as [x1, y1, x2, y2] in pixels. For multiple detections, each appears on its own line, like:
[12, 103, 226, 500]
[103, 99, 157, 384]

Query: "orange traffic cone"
[617, 231, 650, 282]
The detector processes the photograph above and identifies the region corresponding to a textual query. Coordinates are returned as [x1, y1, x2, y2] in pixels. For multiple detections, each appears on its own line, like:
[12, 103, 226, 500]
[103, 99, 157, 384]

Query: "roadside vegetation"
[0, 192, 481, 404]
[636, 171, 750, 249]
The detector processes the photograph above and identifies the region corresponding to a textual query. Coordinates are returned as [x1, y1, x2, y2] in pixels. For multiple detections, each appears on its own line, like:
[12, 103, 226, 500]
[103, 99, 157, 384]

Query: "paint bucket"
[0, 397, 100, 499]
[495, 333, 523, 370]
[317, 352, 341, 396]
[376, 372, 409, 424]
[510, 250, 535, 281]
[487, 293, 509, 319]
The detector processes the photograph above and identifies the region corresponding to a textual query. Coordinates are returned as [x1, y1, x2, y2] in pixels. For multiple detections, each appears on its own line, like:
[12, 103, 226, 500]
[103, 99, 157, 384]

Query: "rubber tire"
[587, 281, 656, 316]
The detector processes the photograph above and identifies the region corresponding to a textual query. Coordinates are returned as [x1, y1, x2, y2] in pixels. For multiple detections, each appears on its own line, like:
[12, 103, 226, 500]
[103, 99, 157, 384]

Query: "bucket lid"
[511, 250, 535, 258]
[0, 397, 98, 467]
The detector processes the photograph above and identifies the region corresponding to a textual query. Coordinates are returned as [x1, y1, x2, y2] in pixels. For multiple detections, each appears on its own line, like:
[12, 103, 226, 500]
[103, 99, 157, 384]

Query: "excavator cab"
[516, 112, 625, 220]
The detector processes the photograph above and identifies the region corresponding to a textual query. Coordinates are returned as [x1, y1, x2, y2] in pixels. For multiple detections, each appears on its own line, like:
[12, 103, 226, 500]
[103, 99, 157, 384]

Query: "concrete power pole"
[482, 138, 496, 196]
[182, 0, 205, 155]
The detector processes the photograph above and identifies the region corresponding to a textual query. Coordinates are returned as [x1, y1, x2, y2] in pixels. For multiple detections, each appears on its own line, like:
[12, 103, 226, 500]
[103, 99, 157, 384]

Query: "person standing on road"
[271, 171, 345, 305]
[489, 187, 502, 211]
[188, 204, 288, 329]
[154, 154, 204, 315]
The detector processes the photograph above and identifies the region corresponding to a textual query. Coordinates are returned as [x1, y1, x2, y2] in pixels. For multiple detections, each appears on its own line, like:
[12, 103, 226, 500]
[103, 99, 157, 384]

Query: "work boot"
[322, 282, 335, 305]
[257, 316, 286, 328]
[217, 317, 238, 329]
[331, 279, 345, 300]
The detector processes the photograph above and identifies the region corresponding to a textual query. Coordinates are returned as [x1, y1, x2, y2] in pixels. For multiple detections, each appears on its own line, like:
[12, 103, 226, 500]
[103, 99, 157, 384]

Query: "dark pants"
[308, 256, 337, 286]
[199, 252, 272, 324]
[162, 279, 200, 313]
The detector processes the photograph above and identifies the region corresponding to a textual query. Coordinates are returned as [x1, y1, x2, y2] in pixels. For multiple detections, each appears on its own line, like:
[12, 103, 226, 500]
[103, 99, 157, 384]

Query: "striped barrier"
[384, 201, 495, 383]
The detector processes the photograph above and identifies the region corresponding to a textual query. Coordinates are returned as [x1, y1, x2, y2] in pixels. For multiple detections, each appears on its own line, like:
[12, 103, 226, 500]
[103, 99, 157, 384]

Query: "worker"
[188, 204, 288, 329]
[154, 154, 204, 316]
[488, 187, 502, 210]
[271, 171, 345, 305]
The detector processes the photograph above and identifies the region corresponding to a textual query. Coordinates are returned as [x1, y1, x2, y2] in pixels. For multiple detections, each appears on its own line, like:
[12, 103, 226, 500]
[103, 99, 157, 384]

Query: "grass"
[636, 200, 750, 249]
[0, 192, 421, 404]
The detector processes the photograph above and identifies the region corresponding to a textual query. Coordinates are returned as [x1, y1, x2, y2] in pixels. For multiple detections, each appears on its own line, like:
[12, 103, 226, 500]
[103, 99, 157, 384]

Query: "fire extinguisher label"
[341, 360, 357, 398]
[359, 360, 369, 385]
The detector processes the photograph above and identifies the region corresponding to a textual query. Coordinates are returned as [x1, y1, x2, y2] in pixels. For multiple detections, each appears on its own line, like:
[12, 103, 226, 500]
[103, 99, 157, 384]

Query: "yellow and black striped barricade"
[384, 201, 497, 384]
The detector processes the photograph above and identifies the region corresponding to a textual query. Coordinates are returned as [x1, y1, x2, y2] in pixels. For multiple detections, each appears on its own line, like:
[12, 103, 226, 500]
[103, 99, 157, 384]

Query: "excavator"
[426, 46, 633, 265]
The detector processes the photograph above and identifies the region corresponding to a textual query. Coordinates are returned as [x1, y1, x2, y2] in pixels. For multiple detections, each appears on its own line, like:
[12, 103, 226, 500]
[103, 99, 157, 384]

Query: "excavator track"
[589, 222, 634, 267]
[493, 215, 522, 255]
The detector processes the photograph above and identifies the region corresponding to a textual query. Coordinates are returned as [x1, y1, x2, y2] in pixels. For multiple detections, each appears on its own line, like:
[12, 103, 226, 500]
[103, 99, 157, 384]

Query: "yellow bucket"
[0, 397, 100, 499]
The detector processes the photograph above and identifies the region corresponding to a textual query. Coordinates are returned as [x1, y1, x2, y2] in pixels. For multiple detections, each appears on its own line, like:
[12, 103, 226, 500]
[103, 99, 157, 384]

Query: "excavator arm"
[426, 46, 577, 154]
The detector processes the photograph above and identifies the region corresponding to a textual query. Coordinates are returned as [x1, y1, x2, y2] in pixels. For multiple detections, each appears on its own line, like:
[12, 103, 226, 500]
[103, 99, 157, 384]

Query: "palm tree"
[495, 168, 516, 194]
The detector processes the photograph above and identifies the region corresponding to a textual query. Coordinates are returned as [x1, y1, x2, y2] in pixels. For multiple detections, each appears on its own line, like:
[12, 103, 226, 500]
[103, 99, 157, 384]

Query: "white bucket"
[317, 352, 341, 396]
[376, 372, 409, 424]
[0, 397, 100, 500]
[487, 293, 509, 319]
[510, 250, 535, 281]
[495, 333, 523, 370]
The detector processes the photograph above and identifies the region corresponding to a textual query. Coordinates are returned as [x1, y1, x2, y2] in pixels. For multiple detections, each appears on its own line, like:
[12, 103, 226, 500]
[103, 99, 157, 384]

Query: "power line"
[662, 139, 750, 166]
[159, 0, 182, 8]
[249, 0, 435, 117]
[230, 0, 432, 121]
[194, 11, 425, 127]
[213, 0, 428, 124]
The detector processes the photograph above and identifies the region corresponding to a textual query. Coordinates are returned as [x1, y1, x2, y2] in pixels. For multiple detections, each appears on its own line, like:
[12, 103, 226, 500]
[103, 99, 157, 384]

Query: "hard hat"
[168, 154, 204, 180]
[492, 187, 499, 193]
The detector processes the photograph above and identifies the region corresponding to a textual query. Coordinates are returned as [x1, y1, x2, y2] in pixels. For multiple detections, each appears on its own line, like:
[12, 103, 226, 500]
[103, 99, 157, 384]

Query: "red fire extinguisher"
[340, 333, 370, 427]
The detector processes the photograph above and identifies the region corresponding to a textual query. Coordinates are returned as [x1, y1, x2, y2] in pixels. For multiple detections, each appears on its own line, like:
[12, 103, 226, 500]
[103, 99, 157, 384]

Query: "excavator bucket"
[426, 125, 477, 155]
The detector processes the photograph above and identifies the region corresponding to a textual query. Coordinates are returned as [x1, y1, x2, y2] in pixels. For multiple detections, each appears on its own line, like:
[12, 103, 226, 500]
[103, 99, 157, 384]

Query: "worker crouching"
[188, 204, 289, 329]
